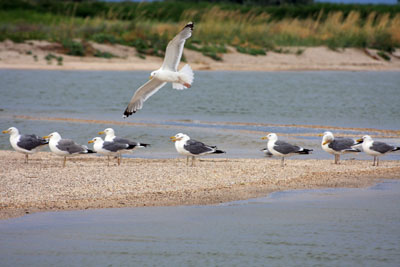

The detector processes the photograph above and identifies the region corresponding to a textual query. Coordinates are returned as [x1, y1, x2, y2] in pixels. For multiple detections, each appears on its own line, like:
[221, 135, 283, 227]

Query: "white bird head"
[358, 135, 372, 143]
[88, 137, 103, 144]
[99, 128, 115, 137]
[43, 132, 61, 141]
[170, 133, 190, 142]
[321, 131, 334, 145]
[261, 133, 278, 141]
[150, 70, 159, 79]
[2, 127, 19, 135]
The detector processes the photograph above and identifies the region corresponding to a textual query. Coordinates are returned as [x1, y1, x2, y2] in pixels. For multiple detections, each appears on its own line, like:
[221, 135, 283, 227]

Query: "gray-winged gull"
[43, 132, 94, 167]
[357, 135, 400, 166]
[170, 133, 225, 167]
[2, 127, 48, 163]
[124, 22, 194, 117]
[261, 133, 312, 167]
[320, 131, 362, 164]
[89, 137, 136, 166]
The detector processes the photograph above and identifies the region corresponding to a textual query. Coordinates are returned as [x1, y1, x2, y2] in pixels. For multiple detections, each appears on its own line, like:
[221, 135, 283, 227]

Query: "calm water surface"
[1, 180, 399, 266]
[1, 69, 399, 159]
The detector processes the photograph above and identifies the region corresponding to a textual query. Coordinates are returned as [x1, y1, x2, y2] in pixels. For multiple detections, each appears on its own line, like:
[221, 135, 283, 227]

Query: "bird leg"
[186, 156, 189, 166]
[63, 156, 66, 168]
[25, 154, 28, 164]
[191, 156, 195, 167]
[281, 157, 285, 167]
[376, 157, 379, 166]
[373, 156, 376, 166]
[184, 83, 191, 88]
[107, 156, 110, 167]
[334, 154, 339, 164]
[117, 154, 121, 166]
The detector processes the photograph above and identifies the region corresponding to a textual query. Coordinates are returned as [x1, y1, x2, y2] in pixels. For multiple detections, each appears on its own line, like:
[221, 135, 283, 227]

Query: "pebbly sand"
[1, 150, 399, 220]
[1, 40, 400, 72]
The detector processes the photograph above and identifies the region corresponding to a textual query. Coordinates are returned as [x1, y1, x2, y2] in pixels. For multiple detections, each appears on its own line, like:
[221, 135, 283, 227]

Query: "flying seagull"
[89, 137, 136, 166]
[261, 133, 312, 167]
[43, 132, 94, 167]
[2, 127, 48, 163]
[170, 133, 225, 167]
[357, 135, 400, 166]
[124, 22, 194, 117]
[320, 131, 362, 164]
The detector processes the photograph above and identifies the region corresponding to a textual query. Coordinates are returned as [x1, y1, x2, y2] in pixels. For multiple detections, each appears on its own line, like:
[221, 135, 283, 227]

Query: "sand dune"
[1, 40, 400, 72]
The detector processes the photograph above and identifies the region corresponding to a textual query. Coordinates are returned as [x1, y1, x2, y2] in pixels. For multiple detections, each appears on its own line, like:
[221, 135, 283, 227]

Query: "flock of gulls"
[2, 127, 400, 168]
[2, 22, 400, 168]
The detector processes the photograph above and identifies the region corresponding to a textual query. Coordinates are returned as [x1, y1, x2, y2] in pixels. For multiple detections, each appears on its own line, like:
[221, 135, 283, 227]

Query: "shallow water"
[1, 180, 399, 266]
[0, 70, 399, 159]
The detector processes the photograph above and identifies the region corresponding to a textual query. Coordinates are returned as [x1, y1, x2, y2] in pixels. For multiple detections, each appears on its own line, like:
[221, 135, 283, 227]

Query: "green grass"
[0, 0, 399, 61]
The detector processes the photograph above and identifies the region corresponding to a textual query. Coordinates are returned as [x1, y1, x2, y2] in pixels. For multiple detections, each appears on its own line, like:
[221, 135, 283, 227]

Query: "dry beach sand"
[1, 150, 399, 220]
[1, 40, 400, 71]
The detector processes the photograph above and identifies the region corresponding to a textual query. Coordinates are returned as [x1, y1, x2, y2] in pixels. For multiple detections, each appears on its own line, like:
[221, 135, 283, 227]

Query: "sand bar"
[1, 150, 399, 220]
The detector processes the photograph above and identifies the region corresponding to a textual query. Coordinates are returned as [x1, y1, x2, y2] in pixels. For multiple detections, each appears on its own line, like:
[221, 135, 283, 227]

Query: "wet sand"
[1, 150, 399, 220]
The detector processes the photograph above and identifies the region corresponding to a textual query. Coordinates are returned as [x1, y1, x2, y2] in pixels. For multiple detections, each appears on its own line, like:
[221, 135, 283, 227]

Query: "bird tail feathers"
[297, 148, 313, 154]
[213, 149, 226, 154]
[173, 64, 193, 90]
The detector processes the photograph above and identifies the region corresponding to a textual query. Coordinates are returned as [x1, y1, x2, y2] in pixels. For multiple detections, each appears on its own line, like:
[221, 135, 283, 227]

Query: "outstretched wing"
[124, 78, 167, 117]
[161, 22, 194, 72]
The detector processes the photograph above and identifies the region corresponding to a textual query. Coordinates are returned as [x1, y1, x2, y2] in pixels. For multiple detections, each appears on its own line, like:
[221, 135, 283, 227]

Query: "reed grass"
[0, 2, 399, 59]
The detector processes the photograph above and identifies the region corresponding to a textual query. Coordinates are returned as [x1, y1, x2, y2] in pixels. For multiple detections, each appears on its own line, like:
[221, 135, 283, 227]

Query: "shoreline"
[1, 150, 399, 220]
[1, 40, 400, 72]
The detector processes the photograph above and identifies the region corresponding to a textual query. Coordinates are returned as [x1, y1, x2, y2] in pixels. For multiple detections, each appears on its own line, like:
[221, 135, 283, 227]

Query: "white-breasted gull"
[43, 132, 94, 167]
[123, 22, 194, 117]
[2, 127, 48, 163]
[170, 133, 225, 166]
[261, 133, 312, 167]
[357, 135, 400, 166]
[320, 131, 362, 164]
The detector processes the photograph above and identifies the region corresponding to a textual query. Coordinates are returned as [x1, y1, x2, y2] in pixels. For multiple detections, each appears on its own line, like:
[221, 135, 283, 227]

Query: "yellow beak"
[170, 136, 177, 142]
[322, 141, 329, 145]
[88, 140, 94, 144]
[42, 136, 50, 139]
[2, 130, 10, 134]
[356, 138, 363, 142]
[261, 136, 268, 140]
[149, 76, 152, 80]
[318, 134, 323, 137]
[98, 131, 105, 135]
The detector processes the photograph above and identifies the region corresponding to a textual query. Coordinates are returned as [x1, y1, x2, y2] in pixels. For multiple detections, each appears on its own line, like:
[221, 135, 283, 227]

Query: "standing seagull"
[170, 133, 225, 167]
[357, 135, 400, 166]
[43, 132, 94, 167]
[123, 22, 194, 117]
[2, 127, 48, 163]
[89, 137, 136, 166]
[320, 131, 362, 164]
[261, 133, 312, 167]
[98, 128, 150, 162]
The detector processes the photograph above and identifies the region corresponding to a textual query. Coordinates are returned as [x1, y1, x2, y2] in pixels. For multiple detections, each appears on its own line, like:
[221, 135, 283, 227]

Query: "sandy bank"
[1, 150, 399, 220]
[1, 40, 400, 72]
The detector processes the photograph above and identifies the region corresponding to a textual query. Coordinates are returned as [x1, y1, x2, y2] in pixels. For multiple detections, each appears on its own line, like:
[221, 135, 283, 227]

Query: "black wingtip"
[123, 109, 136, 118]
[298, 148, 313, 155]
[185, 22, 194, 30]
[140, 143, 151, 147]
[214, 150, 226, 154]
[87, 149, 96, 154]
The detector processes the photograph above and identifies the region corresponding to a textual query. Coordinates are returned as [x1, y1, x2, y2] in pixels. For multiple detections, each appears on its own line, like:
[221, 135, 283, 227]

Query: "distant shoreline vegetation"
[0, 0, 399, 59]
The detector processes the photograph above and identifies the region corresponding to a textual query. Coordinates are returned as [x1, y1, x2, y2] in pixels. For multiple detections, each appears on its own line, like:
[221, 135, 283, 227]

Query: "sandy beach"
[1, 150, 399, 220]
[1, 40, 400, 71]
